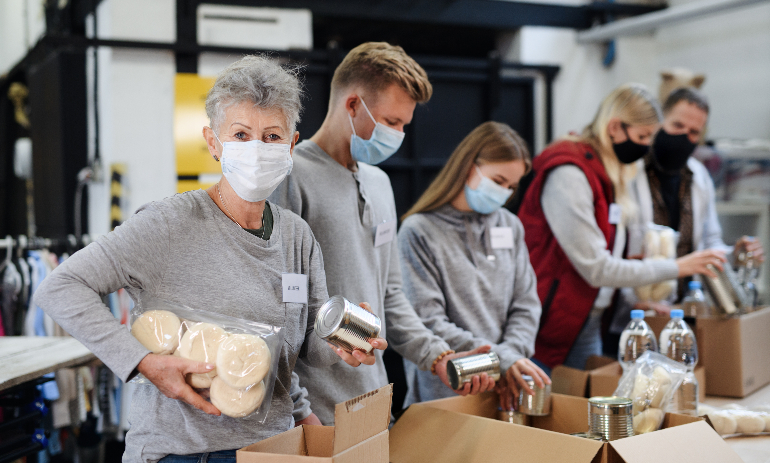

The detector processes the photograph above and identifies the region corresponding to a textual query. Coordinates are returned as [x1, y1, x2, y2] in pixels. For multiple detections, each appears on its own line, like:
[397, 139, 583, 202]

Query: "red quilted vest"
[518, 140, 617, 368]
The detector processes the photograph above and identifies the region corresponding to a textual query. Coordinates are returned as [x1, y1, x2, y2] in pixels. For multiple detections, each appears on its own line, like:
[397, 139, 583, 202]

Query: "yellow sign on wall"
[175, 73, 220, 193]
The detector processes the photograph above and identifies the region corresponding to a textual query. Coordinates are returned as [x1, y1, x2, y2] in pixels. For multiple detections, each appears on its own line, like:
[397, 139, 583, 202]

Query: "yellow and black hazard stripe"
[110, 164, 126, 230]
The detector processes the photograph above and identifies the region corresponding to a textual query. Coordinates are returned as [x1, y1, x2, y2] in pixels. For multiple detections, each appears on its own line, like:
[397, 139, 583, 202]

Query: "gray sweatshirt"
[398, 205, 541, 406]
[269, 140, 451, 424]
[34, 190, 338, 463]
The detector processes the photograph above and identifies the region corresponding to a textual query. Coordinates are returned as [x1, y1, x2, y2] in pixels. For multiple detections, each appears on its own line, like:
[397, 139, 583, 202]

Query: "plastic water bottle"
[660, 309, 698, 415]
[618, 310, 658, 371]
[681, 281, 708, 319]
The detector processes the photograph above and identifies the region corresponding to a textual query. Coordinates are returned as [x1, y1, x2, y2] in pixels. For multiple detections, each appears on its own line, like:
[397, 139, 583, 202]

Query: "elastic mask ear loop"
[348, 113, 357, 137]
[211, 128, 223, 161]
[359, 97, 377, 125]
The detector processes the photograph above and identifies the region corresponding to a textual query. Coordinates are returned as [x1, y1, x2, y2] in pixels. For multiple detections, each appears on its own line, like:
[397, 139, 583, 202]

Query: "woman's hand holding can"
[328, 302, 388, 367]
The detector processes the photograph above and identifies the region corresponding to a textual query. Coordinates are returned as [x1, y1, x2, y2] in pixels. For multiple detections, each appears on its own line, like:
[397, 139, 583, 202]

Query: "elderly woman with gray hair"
[35, 55, 385, 463]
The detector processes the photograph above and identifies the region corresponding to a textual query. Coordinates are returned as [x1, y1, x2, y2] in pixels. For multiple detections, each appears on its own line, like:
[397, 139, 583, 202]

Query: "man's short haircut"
[330, 42, 432, 104]
[663, 87, 709, 116]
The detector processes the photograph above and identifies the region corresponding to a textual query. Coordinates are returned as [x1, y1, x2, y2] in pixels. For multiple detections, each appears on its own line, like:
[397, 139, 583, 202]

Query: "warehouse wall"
[87, 0, 177, 236]
[500, 0, 770, 144]
[0, 0, 46, 76]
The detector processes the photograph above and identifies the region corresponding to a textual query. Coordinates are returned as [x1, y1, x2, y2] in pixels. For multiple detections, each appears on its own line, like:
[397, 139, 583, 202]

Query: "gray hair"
[205, 55, 303, 135]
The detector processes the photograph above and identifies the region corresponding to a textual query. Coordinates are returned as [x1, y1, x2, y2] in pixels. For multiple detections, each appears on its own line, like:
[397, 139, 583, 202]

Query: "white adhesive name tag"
[608, 203, 622, 225]
[374, 220, 397, 247]
[282, 273, 308, 304]
[490, 227, 514, 249]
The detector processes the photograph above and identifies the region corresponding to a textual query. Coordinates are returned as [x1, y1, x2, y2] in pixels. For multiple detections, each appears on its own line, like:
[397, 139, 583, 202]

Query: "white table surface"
[0, 336, 97, 392]
[704, 385, 770, 463]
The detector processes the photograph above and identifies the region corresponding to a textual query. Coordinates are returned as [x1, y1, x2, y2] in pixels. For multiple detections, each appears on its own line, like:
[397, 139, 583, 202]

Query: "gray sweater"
[269, 140, 451, 424]
[34, 190, 338, 463]
[398, 205, 541, 406]
[541, 165, 680, 308]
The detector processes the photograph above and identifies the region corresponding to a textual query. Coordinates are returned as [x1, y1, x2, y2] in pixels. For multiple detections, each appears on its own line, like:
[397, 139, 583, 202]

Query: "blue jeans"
[562, 310, 604, 370]
[158, 449, 237, 463]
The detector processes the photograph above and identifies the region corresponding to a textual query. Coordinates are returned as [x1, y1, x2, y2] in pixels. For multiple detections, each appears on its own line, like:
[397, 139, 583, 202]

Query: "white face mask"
[213, 131, 293, 202]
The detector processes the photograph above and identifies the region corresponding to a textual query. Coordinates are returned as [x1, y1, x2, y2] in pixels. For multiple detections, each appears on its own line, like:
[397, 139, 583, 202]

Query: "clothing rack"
[0, 234, 96, 254]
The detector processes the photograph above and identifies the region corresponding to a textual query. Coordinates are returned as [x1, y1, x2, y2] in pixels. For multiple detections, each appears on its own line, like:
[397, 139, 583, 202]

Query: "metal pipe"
[577, 0, 769, 43]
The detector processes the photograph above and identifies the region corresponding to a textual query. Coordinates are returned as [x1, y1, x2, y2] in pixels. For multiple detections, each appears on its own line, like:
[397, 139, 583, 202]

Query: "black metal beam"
[191, 0, 665, 30]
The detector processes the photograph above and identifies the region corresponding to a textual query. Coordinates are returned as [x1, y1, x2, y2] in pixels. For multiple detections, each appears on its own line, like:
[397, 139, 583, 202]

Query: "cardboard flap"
[609, 421, 742, 463]
[332, 430, 389, 463]
[530, 393, 591, 435]
[240, 426, 308, 455]
[390, 404, 603, 463]
[552, 365, 590, 397]
[332, 384, 392, 455]
[415, 390, 498, 418]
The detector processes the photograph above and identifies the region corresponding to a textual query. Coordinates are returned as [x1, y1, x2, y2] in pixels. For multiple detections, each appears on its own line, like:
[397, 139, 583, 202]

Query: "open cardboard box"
[645, 305, 770, 397]
[390, 391, 741, 463]
[551, 355, 616, 398]
[238, 385, 391, 463]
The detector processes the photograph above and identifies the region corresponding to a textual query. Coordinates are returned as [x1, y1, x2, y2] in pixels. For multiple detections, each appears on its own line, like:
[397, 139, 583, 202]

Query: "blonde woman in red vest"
[516, 83, 725, 375]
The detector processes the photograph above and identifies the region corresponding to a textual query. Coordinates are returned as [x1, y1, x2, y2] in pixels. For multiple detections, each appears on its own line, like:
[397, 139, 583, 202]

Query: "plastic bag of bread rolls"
[697, 403, 770, 437]
[614, 351, 687, 434]
[634, 224, 679, 302]
[129, 296, 283, 422]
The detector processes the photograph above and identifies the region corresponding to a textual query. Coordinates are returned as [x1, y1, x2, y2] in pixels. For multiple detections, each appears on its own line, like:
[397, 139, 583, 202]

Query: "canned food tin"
[314, 295, 381, 353]
[446, 352, 501, 390]
[570, 432, 604, 441]
[518, 375, 551, 416]
[497, 408, 530, 426]
[588, 396, 634, 441]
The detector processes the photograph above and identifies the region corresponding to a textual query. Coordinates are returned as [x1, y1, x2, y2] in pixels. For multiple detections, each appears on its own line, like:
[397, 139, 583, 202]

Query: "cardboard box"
[646, 306, 770, 397]
[551, 355, 617, 398]
[390, 391, 741, 463]
[588, 362, 707, 402]
[697, 306, 770, 397]
[238, 385, 391, 463]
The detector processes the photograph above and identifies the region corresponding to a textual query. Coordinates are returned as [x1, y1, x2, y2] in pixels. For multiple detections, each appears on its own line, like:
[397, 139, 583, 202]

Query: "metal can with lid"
[314, 295, 381, 353]
[588, 396, 634, 441]
[518, 375, 551, 416]
[446, 352, 501, 390]
[497, 408, 530, 426]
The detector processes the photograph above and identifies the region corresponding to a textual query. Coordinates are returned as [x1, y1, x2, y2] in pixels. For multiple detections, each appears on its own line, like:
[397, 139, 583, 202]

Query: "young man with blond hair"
[270, 42, 494, 425]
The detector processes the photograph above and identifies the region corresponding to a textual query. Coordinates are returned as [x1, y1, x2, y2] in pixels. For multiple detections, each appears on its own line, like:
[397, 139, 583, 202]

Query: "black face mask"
[653, 129, 697, 173]
[613, 124, 650, 164]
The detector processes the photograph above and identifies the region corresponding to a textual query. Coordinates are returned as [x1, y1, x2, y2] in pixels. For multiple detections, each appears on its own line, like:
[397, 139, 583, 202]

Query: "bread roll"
[633, 407, 664, 434]
[649, 366, 673, 408]
[179, 322, 229, 389]
[659, 229, 676, 258]
[131, 310, 181, 355]
[735, 413, 765, 434]
[761, 413, 770, 432]
[217, 334, 271, 388]
[210, 377, 266, 418]
[635, 285, 653, 301]
[708, 412, 737, 435]
[645, 230, 661, 257]
[650, 280, 675, 302]
[631, 374, 651, 414]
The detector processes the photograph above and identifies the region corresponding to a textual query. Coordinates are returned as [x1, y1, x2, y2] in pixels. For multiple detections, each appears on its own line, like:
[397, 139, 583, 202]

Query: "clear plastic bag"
[634, 223, 679, 302]
[698, 403, 770, 437]
[129, 296, 283, 422]
[614, 351, 687, 434]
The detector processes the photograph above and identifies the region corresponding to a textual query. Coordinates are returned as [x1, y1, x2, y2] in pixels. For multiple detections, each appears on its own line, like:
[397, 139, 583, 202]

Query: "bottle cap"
[630, 309, 644, 320]
[670, 309, 684, 319]
[688, 281, 702, 290]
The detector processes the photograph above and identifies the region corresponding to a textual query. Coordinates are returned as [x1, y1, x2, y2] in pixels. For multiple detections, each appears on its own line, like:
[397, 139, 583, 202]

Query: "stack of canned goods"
[588, 397, 634, 441]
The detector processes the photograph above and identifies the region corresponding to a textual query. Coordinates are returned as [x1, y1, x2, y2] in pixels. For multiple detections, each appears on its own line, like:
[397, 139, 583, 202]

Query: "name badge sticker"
[374, 220, 397, 248]
[282, 273, 308, 304]
[490, 227, 514, 249]
[608, 203, 622, 225]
